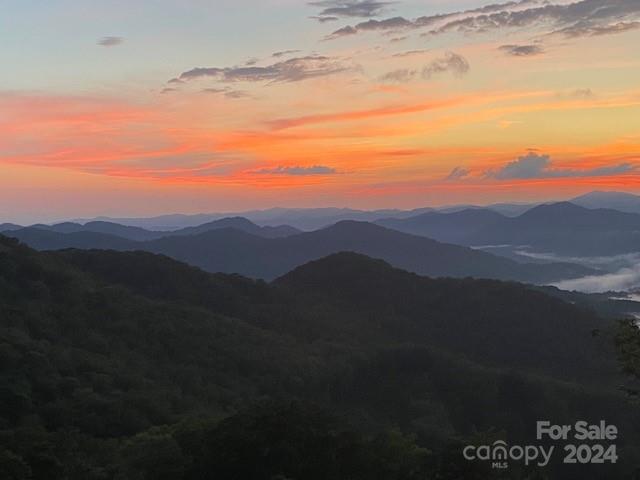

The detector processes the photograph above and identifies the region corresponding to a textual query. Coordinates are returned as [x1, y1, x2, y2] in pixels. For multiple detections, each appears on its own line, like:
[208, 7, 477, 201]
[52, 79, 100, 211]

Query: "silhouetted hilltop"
[169, 216, 301, 238]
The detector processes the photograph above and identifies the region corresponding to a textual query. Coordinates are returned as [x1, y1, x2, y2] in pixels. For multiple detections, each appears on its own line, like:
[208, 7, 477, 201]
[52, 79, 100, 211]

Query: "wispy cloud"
[499, 44, 545, 56]
[555, 20, 640, 38]
[254, 165, 337, 175]
[272, 50, 302, 58]
[310, 1, 393, 18]
[378, 52, 468, 83]
[325, 17, 412, 39]
[310, 15, 340, 23]
[97, 36, 124, 47]
[268, 96, 463, 130]
[325, 0, 640, 41]
[379, 69, 417, 83]
[422, 52, 470, 79]
[391, 49, 430, 58]
[445, 166, 470, 181]
[178, 55, 359, 84]
[202, 87, 253, 99]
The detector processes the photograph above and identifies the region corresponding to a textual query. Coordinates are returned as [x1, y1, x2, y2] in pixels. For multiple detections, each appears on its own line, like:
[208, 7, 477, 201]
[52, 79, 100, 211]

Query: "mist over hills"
[4, 219, 594, 284]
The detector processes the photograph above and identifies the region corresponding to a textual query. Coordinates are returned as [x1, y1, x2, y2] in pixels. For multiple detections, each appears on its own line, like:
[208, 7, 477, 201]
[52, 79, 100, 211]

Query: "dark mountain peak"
[274, 252, 417, 303]
[276, 251, 396, 286]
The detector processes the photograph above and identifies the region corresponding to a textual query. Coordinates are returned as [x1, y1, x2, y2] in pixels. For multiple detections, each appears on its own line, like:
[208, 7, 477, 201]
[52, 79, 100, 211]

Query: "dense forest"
[1, 235, 639, 479]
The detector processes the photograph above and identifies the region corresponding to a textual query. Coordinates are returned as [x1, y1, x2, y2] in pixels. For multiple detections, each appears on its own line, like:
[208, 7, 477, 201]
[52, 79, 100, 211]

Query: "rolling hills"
[378, 202, 640, 256]
[1, 236, 638, 478]
[6, 220, 595, 283]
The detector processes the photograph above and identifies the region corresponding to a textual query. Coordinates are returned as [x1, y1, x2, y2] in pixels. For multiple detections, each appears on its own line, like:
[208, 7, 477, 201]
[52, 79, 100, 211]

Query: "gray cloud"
[272, 49, 302, 58]
[310, 1, 393, 18]
[224, 90, 253, 99]
[202, 87, 253, 99]
[98, 36, 123, 47]
[379, 68, 417, 83]
[569, 88, 594, 98]
[446, 166, 470, 181]
[378, 52, 468, 83]
[310, 15, 340, 22]
[428, 0, 640, 38]
[555, 20, 640, 38]
[326, 0, 640, 40]
[326, 16, 412, 39]
[203, 88, 227, 94]
[255, 165, 337, 175]
[179, 55, 358, 84]
[325, 0, 535, 38]
[487, 152, 636, 180]
[499, 44, 545, 56]
[392, 49, 430, 57]
[422, 52, 470, 78]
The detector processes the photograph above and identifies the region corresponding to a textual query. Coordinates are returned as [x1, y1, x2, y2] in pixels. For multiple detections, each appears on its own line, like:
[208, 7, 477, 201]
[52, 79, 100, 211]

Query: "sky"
[1, 0, 640, 222]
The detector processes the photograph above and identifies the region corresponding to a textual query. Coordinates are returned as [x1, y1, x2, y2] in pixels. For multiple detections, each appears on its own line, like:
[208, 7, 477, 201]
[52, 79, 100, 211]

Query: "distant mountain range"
[71, 207, 437, 231]
[9, 190, 634, 232]
[5, 218, 594, 283]
[1, 217, 301, 241]
[571, 190, 640, 214]
[377, 201, 640, 256]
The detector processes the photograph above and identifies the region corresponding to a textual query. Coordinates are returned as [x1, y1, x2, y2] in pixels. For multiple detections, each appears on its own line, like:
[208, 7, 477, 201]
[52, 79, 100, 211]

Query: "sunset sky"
[2, 0, 640, 222]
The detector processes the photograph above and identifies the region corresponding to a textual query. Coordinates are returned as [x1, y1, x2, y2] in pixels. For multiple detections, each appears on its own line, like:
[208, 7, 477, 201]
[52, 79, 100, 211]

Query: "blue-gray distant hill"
[167, 216, 301, 238]
[0, 223, 22, 232]
[571, 190, 640, 214]
[378, 202, 640, 256]
[10, 217, 301, 242]
[5, 220, 594, 283]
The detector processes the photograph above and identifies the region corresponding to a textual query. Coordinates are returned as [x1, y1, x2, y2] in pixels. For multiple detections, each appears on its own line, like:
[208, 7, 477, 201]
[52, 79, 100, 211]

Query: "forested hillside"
[1, 236, 639, 479]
